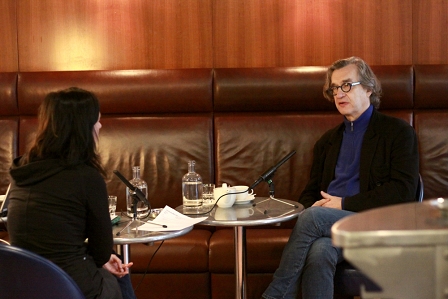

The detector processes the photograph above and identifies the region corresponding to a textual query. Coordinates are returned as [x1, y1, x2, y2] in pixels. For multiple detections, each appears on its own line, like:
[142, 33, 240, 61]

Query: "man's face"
[330, 64, 372, 121]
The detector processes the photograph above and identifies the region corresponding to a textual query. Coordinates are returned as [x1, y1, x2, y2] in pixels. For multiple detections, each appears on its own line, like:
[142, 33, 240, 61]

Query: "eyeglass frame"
[326, 81, 361, 96]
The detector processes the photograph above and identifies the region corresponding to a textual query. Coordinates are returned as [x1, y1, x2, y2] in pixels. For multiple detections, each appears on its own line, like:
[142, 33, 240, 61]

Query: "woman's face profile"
[93, 112, 102, 143]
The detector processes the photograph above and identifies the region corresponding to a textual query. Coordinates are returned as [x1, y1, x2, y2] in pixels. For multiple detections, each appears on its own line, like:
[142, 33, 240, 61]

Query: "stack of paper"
[134, 206, 208, 232]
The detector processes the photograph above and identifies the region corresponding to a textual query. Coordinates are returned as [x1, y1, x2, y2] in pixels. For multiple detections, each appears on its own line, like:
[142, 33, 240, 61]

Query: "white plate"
[234, 199, 253, 205]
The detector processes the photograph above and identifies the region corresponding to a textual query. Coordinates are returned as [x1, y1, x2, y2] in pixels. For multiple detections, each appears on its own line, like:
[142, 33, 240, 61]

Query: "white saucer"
[234, 199, 254, 205]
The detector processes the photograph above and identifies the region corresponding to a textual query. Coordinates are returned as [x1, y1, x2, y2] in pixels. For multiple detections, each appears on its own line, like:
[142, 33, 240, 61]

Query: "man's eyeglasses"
[326, 82, 361, 96]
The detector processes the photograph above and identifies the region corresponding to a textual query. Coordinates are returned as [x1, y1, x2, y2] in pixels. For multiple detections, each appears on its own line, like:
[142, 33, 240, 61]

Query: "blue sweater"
[327, 105, 373, 208]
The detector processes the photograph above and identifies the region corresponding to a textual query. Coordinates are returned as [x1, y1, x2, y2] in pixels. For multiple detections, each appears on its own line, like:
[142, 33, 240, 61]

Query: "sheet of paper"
[134, 205, 208, 232]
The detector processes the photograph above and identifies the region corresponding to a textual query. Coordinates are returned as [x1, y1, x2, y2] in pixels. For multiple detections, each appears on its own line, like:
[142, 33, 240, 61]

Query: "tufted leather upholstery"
[0, 65, 447, 299]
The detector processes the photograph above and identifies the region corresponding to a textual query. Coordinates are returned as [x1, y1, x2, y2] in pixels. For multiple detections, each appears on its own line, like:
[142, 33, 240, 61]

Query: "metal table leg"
[234, 226, 247, 299]
[116, 243, 130, 265]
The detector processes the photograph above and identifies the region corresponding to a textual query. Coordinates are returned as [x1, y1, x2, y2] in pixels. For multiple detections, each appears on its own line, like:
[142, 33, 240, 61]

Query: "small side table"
[332, 200, 448, 299]
[177, 197, 304, 299]
[113, 215, 193, 264]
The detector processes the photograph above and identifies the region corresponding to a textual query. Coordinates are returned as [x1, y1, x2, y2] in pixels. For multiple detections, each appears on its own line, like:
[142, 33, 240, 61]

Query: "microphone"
[249, 151, 296, 190]
[113, 170, 150, 206]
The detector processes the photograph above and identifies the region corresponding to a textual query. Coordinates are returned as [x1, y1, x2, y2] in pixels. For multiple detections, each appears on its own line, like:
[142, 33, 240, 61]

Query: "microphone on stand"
[113, 170, 150, 206]
[249, 150, 296, 190]
[113, 169, 157, 236]
[249, 150, 298, 212]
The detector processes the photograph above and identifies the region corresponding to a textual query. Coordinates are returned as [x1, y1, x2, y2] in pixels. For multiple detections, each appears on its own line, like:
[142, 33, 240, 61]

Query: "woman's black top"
[8, 157, 113, 299]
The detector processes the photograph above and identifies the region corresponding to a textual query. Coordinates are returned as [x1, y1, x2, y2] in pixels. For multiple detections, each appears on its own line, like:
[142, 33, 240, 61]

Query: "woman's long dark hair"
[21, 87, 106, 176]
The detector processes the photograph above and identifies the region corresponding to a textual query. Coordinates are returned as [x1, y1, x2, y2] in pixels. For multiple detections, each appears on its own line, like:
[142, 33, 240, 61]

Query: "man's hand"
[102, 254, 133, 278]
[311, 191, 342, 209]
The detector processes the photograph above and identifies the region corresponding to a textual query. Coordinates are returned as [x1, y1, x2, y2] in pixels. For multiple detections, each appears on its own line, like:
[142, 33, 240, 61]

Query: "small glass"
[108, 195, 117, 217]
[202, 183, 216, 207]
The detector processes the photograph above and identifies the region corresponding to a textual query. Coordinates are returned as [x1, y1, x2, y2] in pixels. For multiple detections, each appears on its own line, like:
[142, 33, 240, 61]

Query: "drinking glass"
[108, 195, 117, 217]
[202, 184, 215, 207]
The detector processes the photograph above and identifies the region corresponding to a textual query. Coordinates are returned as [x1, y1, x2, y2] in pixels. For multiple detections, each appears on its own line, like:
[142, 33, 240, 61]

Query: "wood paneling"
[413, 0, 448, 64]
[0, 0, 446, 71]
[213, 0, 413, 67]
[0, 0, 18, 72]
[17, 0, 213, 71]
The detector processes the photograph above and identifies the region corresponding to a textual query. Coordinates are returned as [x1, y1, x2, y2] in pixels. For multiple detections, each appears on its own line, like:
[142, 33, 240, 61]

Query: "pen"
[116, 220, 168, 236]
[116, 220, 133, 236]
[146, 220, 168, 228]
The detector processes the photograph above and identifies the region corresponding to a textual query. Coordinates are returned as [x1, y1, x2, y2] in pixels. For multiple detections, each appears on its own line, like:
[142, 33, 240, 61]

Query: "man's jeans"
[116, 274, 137, 299]
[263, 207, 354, 299]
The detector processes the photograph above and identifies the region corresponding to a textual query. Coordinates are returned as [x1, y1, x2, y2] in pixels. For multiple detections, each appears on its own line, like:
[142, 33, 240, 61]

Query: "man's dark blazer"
[299, 108, 419, 212]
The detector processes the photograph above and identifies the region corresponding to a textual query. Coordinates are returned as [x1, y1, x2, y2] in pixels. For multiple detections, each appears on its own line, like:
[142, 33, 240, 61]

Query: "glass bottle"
[182, 160, 203, 207]
[126, 166, 149, 218]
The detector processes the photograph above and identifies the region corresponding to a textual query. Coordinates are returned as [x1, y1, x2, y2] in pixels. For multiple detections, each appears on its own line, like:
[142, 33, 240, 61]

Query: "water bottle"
[182, 160, 203, 207]
[126, 166, 149, 218]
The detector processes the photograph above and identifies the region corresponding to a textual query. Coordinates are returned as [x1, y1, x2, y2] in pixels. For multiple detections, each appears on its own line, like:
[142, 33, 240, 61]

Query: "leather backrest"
[1, 65, 448, 204]
[414, 65, 448, 199]
[213, 66, 415, 201]
[16, 69, 214, 210]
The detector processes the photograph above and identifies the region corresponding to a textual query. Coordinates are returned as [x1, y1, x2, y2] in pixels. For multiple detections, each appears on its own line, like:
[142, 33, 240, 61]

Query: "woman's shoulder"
[71, 165, 108, 201]
[71, 164, 105, 184]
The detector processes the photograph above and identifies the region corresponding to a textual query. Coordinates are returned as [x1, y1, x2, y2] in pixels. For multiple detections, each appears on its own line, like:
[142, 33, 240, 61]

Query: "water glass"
[108, 195, 117, 217]
[202, 183, 215, 206]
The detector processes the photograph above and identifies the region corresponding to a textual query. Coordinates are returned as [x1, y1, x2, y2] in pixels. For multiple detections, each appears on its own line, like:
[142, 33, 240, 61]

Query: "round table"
[113, 215, 193, 264]
[332, 199, 448, 299]
[177, 196, 304, 299]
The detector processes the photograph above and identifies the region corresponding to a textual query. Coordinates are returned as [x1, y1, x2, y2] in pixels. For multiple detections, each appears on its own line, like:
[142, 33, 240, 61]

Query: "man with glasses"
[262, 57, 419, 299]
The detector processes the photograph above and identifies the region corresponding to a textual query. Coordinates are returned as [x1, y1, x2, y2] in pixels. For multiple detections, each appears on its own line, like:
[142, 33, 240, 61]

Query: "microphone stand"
[113, 169, 154, 236]
[249, 151, 299, 213]
[252, 174, 299, 214]
[116, 192, 144, 236]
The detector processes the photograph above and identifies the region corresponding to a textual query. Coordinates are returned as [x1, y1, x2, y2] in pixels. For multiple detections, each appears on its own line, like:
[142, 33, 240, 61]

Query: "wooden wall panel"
[213, 0, 413, 68]
[0, 0, 445, 71]
[0, 0, 18, 72]
[17, 0, 213, 71]
[413, 0, 448, 64]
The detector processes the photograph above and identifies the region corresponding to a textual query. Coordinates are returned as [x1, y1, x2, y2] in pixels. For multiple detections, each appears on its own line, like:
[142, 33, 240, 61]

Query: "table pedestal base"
[116, 244, 130, 264]
[235, 226, 247, 299]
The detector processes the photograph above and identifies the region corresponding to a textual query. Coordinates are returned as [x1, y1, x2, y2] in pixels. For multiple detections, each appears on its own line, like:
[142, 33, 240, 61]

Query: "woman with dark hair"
[8, 87, 135, 299]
